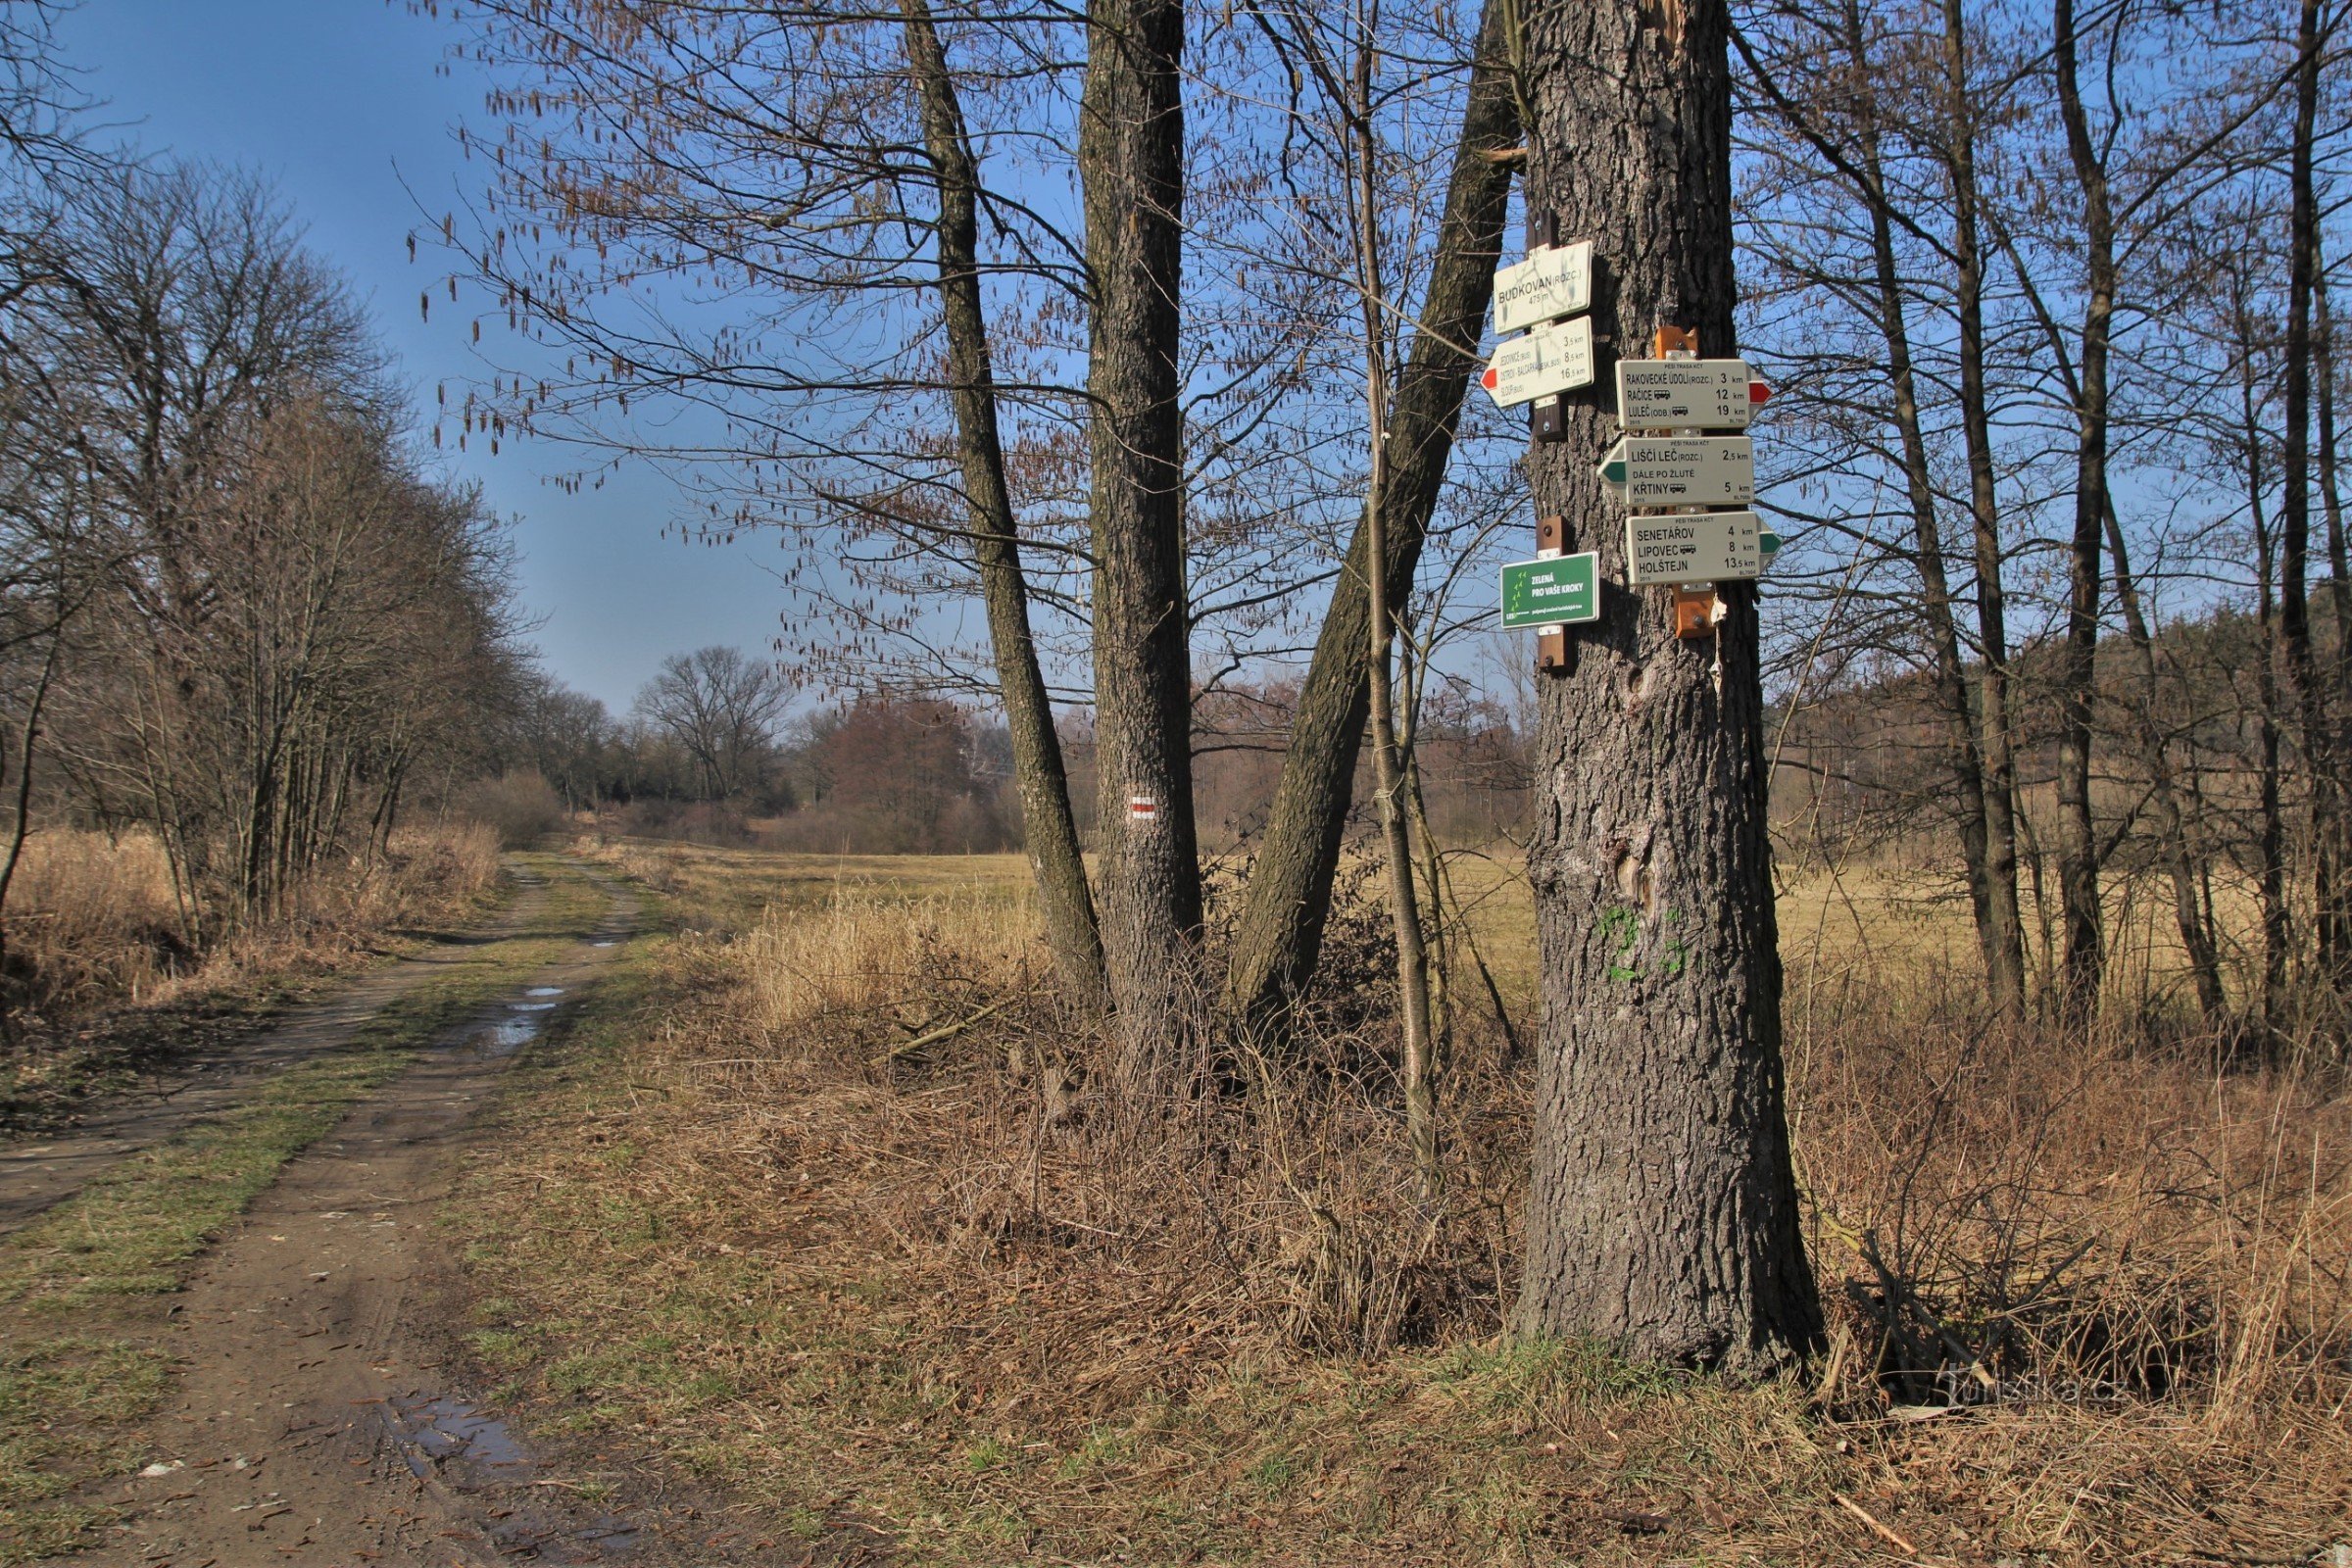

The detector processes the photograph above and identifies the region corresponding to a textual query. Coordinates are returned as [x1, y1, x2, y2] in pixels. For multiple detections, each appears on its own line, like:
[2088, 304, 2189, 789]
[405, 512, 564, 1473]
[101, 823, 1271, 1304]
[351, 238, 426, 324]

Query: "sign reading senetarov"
[1623, 510, 1785, 584]
[1494, 241, 1594, 336]
[1616, 359, 1757, 429]
[1499, 551, 1601, 630]
[1597, 435, 1754, 506]
[1483, 316, 1595, 408]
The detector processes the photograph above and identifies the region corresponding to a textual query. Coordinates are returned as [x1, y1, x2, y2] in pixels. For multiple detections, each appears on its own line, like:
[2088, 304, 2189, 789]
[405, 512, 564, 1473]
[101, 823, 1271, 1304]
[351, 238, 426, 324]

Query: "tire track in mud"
[0, 866, 558, 1235]
[37, 863, 690, 1567]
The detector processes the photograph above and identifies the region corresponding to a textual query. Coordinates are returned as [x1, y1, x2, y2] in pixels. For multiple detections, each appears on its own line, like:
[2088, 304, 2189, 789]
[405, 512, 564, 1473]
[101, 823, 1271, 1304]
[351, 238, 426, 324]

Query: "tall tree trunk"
[1841, 0, 2022, 1017]
[901, 0, 1108, 1010]
[2281, 0, 2340, 1000]
[1080, 0, 1200, 1095]
[1225, 0, 1518, 1031]
[2239, 284, 2290, 1037]
[2052, 0, 2113, 1026]
[2320, 247, 2352, 991]
[1512, 0, 1821, 1371]
[1939, 0, 2030, 1018]
[2103, 498, 2228, 1027]
[1343, 20, 1440, 1203]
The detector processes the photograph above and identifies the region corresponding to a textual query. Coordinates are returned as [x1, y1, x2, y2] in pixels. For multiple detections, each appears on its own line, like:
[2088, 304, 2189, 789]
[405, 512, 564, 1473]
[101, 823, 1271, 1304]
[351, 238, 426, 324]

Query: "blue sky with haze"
[58, 0, 796, 713]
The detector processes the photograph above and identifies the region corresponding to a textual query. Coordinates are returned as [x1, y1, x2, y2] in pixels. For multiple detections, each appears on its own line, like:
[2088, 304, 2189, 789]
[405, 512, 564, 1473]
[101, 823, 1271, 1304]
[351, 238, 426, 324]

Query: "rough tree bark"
[1224, 0, 1518, 1032]
[1079, 0, 1201, 1094]
[2052, 0, 2113, 1026]
[901, 0, 1108, 1010]
[1512, 0, 1821, 1371]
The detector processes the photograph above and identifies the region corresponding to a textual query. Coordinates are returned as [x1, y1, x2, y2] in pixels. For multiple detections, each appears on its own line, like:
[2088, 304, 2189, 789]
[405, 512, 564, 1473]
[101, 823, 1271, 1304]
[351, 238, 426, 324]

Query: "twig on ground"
[1833, 1492, 1923, 1558]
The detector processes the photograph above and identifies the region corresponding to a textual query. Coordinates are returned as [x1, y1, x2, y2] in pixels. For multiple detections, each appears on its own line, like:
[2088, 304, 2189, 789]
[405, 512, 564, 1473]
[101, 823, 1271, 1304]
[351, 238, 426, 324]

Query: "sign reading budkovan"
[1494, 241, 1595, 336]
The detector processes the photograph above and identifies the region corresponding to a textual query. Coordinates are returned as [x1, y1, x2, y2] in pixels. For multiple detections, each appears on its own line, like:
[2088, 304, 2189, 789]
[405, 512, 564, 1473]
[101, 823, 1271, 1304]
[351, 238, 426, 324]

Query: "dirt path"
[35, 865, 707, 1568]
[0, 868, 559, 1234]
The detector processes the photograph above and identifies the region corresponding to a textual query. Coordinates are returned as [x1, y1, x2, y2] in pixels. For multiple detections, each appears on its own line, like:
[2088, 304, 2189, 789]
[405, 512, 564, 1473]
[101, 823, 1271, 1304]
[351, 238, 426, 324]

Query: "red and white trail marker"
[1127, 796, 1159, 820]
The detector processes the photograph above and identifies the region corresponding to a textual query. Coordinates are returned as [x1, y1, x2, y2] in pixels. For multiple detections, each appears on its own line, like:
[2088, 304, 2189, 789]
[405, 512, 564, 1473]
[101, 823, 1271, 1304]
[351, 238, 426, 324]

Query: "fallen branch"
[874, 998, 1013, 1062]
[1833, 1493, 1922, 1558]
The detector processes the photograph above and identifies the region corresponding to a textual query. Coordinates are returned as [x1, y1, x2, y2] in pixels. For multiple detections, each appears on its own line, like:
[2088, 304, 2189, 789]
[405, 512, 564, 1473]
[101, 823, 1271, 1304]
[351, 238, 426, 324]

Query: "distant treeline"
[498, 651, 1537, 858]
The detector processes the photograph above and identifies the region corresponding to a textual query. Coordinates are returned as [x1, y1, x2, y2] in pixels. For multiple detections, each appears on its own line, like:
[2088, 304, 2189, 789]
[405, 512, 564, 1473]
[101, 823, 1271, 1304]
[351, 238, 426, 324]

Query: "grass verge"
[0, 854, 610, 1565]
[437, 841, 2352, 1566]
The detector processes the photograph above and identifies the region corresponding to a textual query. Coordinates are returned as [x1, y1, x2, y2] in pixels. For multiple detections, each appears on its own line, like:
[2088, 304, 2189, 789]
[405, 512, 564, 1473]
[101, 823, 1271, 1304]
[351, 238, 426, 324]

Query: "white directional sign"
[1494, 240, 1595, 336]
[1597, 435, 1754, 506]
[1616, 359, 1760, 430]
[1482, 316, 1595, 409]
[1624, 510, 1780, 585]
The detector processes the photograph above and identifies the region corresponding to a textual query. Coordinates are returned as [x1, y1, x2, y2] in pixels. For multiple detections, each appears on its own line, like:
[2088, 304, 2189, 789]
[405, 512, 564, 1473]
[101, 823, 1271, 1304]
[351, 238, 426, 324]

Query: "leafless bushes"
[0, 149, 529, 1027]
[1799, 978, 2352, 1415]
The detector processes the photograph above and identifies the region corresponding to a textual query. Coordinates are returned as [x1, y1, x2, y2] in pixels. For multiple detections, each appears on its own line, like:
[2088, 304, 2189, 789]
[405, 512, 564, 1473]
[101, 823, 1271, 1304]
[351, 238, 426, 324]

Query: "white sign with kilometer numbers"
[1482, 316, 1595, 409]
[1616, 359, 1760, 430]
[1493, 240, 1595, 336]
[1596, 435, 1754, 507]
[1624, 510, 1781, 585]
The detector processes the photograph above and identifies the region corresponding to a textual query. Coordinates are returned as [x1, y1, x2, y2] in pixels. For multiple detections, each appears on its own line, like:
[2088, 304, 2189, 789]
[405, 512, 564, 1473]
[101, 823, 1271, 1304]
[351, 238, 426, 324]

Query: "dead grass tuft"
[1, 822, 501, 1030]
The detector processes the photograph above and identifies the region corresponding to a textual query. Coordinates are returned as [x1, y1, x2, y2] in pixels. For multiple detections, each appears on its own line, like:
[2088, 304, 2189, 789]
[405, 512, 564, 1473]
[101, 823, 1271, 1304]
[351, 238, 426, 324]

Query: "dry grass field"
[0, 823, 504, 1119]
[442, 838, 2352, 1564]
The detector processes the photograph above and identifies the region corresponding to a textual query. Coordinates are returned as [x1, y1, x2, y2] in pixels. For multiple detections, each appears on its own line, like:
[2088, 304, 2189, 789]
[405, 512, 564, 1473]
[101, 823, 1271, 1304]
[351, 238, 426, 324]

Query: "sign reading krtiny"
[1597, 435, 1755, 506]
[1498, 552, 1601, 630]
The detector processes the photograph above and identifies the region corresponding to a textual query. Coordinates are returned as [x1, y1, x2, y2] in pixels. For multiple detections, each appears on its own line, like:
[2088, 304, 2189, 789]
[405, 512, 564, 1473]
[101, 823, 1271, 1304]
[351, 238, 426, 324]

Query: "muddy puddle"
[385, 1393, 642, 1560]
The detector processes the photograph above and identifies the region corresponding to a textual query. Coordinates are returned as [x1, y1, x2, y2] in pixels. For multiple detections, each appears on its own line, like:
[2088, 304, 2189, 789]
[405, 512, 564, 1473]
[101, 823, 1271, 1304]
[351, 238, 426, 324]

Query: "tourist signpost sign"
[1481, 316, 1595, 409]
[1498, 551, 1601, 630]
[1483, 224, 1783, 654]
[1623, 511, 1784, 585]
[1615, 359, 1765, 429]
[1494, 240, 1594, 336]
[1596, 436, 1755, 506]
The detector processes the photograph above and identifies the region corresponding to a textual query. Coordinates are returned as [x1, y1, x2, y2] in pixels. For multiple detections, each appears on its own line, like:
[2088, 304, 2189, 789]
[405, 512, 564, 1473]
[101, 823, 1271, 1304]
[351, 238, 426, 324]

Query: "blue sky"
[58, 0, 797, 713]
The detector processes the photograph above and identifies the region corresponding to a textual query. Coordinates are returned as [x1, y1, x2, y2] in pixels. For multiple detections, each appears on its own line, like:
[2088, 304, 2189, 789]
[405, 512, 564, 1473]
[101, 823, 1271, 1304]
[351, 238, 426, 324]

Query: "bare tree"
[634, 647, 791, 803]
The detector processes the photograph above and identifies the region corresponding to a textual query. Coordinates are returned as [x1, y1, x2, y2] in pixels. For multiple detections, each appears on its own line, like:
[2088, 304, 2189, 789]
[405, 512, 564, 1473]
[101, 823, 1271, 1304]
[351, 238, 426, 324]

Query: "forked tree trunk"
[1511, 0, 1821, 1372]
[2052, 0, 2114, 1027]
[1224, 0, 1518, 1032]
[901, 0, 1108, 1010]
[1079, 0, 1201, 1094]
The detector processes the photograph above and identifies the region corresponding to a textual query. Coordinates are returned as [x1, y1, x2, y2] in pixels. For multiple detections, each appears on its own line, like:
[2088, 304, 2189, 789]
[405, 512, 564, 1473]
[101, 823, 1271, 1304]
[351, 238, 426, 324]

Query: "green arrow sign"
[1499, 551, 1601, 631]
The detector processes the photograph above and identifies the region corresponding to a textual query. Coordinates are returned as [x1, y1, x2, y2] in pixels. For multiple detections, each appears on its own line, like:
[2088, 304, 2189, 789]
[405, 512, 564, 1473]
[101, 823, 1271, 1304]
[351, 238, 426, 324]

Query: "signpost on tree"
[1506, 0, 1820, 1372]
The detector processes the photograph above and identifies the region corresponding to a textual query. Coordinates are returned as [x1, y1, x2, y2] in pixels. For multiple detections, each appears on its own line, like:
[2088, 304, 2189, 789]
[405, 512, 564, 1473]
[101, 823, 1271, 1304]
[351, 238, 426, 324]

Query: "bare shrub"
[457, 772, 568, 849]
